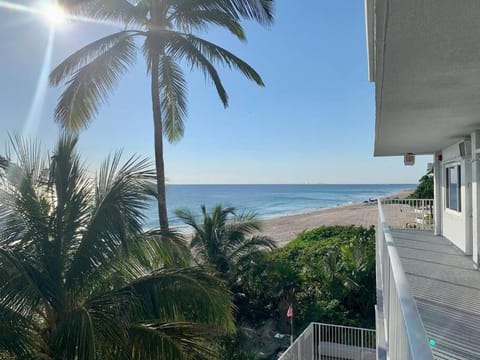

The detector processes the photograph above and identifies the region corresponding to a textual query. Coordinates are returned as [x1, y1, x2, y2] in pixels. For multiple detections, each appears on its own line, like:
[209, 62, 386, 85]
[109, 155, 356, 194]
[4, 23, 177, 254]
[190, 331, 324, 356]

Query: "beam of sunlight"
[0, 0, 39, 15]
[22, 28, 55, 137]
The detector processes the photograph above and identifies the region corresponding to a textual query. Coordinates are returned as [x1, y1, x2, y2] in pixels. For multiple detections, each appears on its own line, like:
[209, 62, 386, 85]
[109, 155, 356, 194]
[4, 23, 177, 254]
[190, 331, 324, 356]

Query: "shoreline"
[261, 189, 414, 246]
[170, 188, 414, 245]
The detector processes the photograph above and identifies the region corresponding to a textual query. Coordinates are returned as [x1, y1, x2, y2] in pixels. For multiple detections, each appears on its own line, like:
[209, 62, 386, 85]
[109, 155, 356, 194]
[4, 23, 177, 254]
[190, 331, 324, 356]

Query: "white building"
[365, 1, 480, 359]
[365, 0, 480, 264]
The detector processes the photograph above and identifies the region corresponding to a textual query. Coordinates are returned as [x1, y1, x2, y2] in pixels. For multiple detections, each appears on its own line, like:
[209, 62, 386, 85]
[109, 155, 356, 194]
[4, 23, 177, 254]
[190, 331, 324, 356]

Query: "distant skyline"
[0, 0, 431, 184]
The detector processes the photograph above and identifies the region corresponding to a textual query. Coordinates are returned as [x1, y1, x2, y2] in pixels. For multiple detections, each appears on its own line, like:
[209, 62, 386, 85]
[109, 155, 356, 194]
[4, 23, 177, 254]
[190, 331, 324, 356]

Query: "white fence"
[278, 323, 375, 360]
[380, 199, 434, 231]
[376, 201, 434, 360]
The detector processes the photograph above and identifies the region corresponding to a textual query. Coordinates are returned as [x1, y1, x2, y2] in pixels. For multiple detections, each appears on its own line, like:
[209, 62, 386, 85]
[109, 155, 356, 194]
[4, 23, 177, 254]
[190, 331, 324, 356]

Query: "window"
[446, 165, 461, 211]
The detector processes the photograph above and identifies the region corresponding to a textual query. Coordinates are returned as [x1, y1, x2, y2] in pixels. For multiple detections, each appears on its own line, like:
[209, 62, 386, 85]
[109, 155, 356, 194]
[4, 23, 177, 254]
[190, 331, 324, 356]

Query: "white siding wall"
[441, 142, 470, 253]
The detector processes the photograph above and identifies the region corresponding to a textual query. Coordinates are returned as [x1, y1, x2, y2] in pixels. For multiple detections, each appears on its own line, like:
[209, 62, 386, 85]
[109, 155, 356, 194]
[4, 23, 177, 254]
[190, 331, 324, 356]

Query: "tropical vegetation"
[0, 135, 234, 360]
[176, 204, 276, 277]
[234, 225, 376, 334]
[177, 205, 278, 359]
[409, 169, 434, 199]
[50, 0, 274, 230]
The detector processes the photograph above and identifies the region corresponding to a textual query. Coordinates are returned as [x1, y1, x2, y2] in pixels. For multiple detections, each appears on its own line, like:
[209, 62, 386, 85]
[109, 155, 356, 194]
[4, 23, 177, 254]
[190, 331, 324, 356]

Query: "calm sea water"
[143, 184, 414, 228]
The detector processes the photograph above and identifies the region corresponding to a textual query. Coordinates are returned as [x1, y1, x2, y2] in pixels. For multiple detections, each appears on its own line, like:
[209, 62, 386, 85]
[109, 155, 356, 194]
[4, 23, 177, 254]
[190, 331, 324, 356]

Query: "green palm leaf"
[129, 321, 217, 360]
[168, 0, 274, 26]
[66, 152, 154, 290]
[53, 33, 137, 130]
[169, 6, 246, 41]
[164, 32, 229, 106]
[185, 34, 264, 86]
[158, 55, 188, 142]
[71, 0, 144, 26]
[0, 305, 40, 359]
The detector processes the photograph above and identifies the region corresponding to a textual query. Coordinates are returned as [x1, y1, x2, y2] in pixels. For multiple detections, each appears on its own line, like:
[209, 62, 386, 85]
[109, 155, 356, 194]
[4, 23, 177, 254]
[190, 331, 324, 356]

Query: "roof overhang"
[367, 0, 480, 156]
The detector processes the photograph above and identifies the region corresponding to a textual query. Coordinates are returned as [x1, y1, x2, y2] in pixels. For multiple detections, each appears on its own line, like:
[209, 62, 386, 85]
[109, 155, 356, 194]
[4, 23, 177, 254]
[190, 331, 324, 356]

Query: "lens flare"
[43, 4, 67, 26]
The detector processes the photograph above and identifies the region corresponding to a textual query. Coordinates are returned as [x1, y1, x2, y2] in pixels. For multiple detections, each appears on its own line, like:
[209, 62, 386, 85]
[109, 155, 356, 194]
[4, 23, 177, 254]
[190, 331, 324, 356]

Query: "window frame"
[446, 165, 461, 212]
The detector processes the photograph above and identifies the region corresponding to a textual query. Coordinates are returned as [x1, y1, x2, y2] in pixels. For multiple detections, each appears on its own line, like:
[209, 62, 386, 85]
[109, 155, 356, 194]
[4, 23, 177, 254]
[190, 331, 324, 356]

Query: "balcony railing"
[278, 322, 375, 360]
[381, 198, 434, 231]
[376, 199, 434, 360]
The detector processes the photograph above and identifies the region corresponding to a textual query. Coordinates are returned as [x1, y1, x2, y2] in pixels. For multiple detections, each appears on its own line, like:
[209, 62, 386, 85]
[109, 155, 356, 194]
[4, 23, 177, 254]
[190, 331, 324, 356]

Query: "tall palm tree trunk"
[151, 54, 169, 230]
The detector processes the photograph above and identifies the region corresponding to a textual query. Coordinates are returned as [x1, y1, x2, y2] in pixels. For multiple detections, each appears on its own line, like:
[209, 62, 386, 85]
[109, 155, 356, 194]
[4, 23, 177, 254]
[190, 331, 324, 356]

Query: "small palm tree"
[0, 135, 234, 359]
[176, 205, 276, 277]
[50, 0, 274, 230]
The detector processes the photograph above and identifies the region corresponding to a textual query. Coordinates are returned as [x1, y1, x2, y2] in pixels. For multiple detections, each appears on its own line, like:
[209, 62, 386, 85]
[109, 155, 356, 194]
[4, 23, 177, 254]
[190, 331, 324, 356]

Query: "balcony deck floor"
[392, 230, 480, 360]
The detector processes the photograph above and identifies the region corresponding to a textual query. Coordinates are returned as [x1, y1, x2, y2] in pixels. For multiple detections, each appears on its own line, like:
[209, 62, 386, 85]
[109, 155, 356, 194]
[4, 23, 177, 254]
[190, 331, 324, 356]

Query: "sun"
[43, 4, 67, 26]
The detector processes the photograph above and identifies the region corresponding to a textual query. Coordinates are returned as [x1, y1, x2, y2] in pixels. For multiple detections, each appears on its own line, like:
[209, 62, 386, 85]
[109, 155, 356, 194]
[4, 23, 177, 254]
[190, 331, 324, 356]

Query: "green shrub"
[233, 226, 376, 332]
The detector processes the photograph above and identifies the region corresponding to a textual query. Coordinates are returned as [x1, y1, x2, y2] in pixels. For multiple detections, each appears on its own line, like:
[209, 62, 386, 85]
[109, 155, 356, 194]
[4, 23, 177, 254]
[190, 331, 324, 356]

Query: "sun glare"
[43, 4, 66, 26]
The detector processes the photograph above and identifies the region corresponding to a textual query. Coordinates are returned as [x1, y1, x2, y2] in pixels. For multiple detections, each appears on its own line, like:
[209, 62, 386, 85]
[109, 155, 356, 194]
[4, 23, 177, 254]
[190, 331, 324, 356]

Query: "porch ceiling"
[373, 0, 480, 156]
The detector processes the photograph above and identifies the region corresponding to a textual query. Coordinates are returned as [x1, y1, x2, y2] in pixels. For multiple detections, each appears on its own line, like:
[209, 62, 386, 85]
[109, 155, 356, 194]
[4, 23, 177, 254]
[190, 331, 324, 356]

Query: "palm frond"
[140, 229, 192, 267]
[174, 208, 204, 236]
[185, 34, 264, 86]
[158, 56, 188, 142]
[50, 31, 138, 86]
[0, 247, 58, 315]
[129, 321, 218, 360]
[224, 0, 274, 25]
[227, 235, 276, 264]
[70, 0, 144, 27]
[127, 267, 235, 332]
[5, 134, 45, 184]
[50, 134, 92, 270]
[81, 288, 135, 358]
[170, 6, 246, 41]
[0, 136, 55, 273]
[163, 32, 229, 106]
[52, 33, 137, 131]
[52, 307, 96, 360]
[66, 153, 155, 290]
[168, 0, 274, 26]
[0, 305, 40, 358]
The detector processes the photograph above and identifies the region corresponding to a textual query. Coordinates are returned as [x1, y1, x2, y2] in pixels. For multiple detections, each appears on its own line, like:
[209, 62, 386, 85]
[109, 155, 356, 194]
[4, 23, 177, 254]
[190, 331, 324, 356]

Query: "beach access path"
[262, 189, 413, 246]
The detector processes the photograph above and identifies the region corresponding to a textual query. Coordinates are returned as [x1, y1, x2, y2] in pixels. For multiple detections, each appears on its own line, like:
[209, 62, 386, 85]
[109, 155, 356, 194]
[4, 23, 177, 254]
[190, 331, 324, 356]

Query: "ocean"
[143, 184, 415, 229]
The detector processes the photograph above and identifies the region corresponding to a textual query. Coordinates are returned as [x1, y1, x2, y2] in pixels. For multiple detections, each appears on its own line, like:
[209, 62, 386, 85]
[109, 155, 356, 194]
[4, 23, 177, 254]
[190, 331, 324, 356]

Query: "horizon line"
[165, 183, 417, 186]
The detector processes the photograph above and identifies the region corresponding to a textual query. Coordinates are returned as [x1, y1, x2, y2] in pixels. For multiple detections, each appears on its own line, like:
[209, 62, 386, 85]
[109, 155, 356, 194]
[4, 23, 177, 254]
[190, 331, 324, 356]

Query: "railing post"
[361, 329, 364, 351]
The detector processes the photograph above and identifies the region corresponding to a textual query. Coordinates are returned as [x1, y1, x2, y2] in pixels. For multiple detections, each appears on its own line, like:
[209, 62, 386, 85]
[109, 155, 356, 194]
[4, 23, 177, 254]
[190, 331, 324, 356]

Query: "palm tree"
[0, 135, 234, 359]
[175, 205, 276, 277]
[50, 0, 274, 230]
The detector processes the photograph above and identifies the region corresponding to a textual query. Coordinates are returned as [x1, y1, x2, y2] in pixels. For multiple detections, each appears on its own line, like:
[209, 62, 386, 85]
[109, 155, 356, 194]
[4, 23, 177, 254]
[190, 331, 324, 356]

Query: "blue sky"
[0, 0, 431, 184]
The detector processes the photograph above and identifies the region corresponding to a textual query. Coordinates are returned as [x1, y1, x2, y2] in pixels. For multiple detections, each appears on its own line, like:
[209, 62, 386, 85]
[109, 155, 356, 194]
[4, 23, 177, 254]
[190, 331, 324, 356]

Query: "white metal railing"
[376, 201, 434, 360]
[278, 323, 376, 360]
[381, 198, 434, 231]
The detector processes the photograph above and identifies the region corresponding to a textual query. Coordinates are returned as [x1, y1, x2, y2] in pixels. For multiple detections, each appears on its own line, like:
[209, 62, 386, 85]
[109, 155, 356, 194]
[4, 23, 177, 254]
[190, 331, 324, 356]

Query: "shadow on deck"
[392, 230, 480, 360]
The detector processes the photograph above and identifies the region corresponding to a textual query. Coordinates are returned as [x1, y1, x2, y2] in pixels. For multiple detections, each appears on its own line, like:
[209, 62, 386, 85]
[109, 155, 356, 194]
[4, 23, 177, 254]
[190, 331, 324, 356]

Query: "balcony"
[279, 199, 480, 359]
[379, 199, 480, 359]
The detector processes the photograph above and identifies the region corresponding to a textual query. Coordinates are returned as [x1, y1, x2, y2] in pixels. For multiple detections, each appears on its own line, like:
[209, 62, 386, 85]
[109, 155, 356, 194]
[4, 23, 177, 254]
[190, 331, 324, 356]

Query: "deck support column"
[471, 131, 480, 266]
[434, 152, 442, 236]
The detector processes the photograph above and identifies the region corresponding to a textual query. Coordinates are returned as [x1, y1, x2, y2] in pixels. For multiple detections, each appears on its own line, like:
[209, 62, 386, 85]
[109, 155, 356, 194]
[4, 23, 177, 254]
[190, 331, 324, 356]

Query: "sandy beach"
[261, 189, 413, 246]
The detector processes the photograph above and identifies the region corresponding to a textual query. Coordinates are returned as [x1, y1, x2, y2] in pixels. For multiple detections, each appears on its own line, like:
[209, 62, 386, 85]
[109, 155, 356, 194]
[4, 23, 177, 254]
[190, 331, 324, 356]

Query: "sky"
[0, 0, 431, 184]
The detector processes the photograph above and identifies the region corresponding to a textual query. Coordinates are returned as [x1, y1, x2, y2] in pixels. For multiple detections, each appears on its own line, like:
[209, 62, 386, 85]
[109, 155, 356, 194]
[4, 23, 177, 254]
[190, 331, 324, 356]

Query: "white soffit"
[374, 0, 480, 156]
